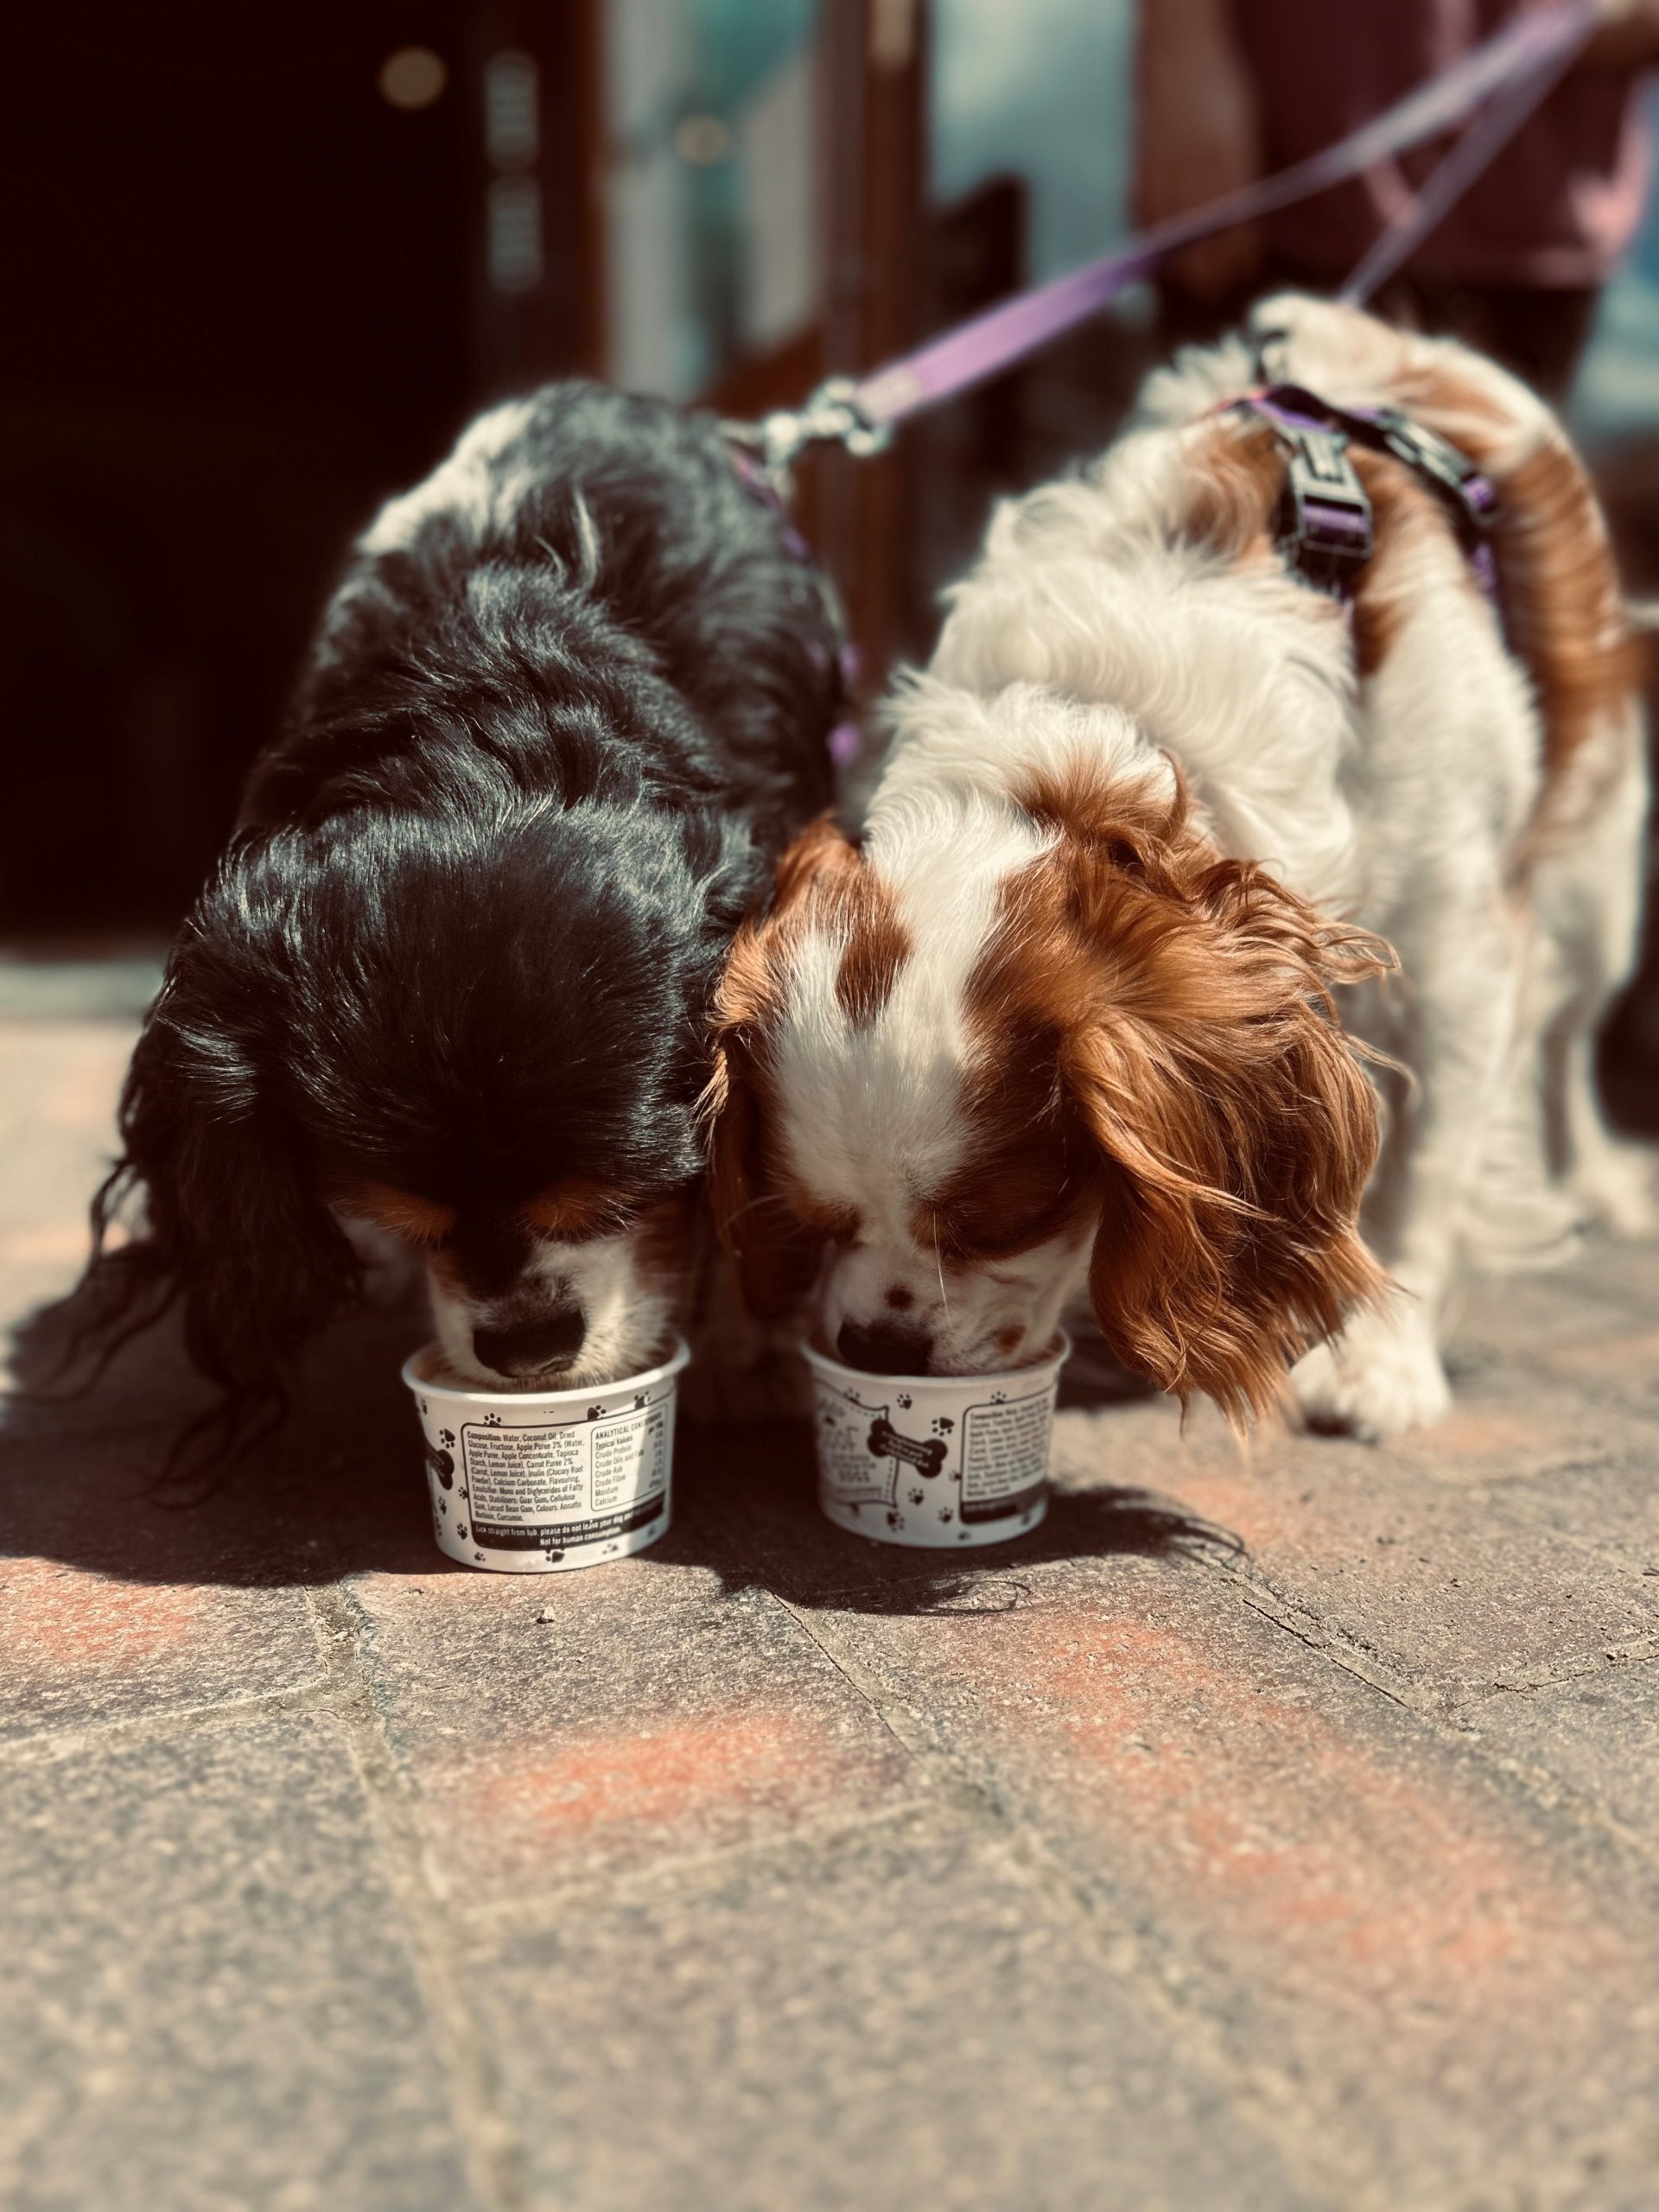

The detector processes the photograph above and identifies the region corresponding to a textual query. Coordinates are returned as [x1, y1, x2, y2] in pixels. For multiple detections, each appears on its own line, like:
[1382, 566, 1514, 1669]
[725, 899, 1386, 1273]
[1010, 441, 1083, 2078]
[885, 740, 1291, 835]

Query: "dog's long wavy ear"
[702, 814, 859, 1318]
[702, 961, 824, 1320]
[75, 941, 361, 1463]
[1061, 854, 1391, 1426]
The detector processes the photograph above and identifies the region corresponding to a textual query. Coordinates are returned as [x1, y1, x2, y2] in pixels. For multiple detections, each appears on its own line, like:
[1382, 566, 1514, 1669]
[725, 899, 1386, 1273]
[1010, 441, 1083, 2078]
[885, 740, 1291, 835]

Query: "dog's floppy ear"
[702, 812, 859, 1318]
[1062, 855, 1389, 1424]
[79, 918, 361, 1452]
[702, 1016, 823, 1319]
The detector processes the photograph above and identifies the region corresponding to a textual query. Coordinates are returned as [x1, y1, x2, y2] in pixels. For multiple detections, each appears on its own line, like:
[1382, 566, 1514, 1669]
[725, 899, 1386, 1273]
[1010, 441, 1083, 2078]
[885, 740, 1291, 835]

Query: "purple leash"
[747, 2, 1598, 472]
[728, 3, 1596, 763]
[1339, 4, 1597, 306]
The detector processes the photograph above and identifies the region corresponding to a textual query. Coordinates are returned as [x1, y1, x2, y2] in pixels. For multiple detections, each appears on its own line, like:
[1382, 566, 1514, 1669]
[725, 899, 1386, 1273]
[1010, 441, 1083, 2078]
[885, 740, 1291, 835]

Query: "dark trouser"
[1160, 269, 1600, 407]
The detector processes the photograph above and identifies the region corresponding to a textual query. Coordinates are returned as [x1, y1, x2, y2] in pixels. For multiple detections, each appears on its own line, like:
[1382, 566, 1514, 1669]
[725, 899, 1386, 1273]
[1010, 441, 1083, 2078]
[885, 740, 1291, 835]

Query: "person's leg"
[1371, 276, 1600, 405]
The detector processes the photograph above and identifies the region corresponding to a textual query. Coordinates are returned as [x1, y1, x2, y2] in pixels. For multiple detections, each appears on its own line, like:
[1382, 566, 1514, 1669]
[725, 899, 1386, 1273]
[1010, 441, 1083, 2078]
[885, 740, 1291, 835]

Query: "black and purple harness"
[1224, 382, 1501, 608]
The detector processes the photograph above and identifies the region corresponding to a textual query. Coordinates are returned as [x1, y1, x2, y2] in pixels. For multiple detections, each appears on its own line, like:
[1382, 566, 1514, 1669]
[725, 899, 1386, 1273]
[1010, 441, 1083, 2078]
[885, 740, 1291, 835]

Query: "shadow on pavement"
[2, 1284, 1236, 1610]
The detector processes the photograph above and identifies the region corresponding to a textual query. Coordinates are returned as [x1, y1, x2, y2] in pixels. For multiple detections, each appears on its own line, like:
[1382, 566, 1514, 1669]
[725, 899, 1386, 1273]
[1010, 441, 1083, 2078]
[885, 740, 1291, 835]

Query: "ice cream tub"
[800, 1333, 1071, 1548]
[402, 1337, 690, 1572]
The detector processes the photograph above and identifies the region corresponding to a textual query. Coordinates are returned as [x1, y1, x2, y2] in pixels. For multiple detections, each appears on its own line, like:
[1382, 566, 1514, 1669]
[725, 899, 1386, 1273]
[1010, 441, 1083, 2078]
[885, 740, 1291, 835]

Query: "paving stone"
[683, 1404, 1214, 1609]
[1446, 1262, 1652, 1366]
[0, 1717, 474, 2212]
[1496, 1447, 1659, 1573]
[1056, 1378, 1624, 1498]
[805, 1554, 1659, 2207]
[1470, 1659, 1659, 1835]
[689, 1382, 1656, 1701]
[465, 1803, 1325, 2212]
[675, 1414, 988, 1599]
[0, 1552, 323, 1744]
[346, 1554, 922, 1905]
[0, 1429, 327, 1741]
[1558, 1237, 1659, 1316]
[0, 1290, 450, 1587]
[0, 1225, 428, 1456]
[1042, 1398, 1659, 1699]
[7, 994, 1659, 2208]
[1453, 1243, 1659, 1344]
[1535, 1324, 1659, 1421]
[0, 1017, 135, 1342]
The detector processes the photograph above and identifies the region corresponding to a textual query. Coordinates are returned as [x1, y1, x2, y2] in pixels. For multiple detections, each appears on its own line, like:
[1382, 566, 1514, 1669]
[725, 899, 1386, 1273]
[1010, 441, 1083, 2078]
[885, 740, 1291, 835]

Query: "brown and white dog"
[708, 296, 1651, 1440]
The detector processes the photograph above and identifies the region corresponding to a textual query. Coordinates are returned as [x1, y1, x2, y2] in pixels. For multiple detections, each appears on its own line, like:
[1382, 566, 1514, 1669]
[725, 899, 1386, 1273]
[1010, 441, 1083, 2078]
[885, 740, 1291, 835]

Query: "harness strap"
[1230, 385, 1499, 607]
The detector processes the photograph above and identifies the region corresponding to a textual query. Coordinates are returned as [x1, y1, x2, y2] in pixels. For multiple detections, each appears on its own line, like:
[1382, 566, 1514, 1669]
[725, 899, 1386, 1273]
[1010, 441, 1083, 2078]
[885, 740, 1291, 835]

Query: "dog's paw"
[1291, 1309, 1452, 1443]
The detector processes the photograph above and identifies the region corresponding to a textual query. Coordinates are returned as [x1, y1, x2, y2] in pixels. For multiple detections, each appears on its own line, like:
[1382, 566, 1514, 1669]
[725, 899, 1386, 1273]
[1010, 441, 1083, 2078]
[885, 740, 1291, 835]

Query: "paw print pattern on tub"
[801, 1334, 1071, 1548]
[401, 1338, 690, 1573]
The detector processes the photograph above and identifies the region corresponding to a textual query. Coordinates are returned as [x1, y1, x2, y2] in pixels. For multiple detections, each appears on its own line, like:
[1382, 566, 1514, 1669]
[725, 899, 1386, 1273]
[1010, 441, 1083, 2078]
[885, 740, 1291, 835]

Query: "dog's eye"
[970, 1211, 1070, 1261]
[920, 1197, 1073, 1267]
[784, 1191, 861, 1248]
[521, 1179, 630, 1243]
[335, 1182, 456, 1247]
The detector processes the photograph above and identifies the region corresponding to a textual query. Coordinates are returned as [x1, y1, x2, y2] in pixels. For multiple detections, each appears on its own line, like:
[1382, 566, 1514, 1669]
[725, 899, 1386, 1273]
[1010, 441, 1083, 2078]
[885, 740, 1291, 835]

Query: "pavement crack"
[1201, 1561, 1431, 1713]
[765, 1591, 943, 1764]
[0, 1677, 329, 1770]
[305, 1584, 528, 2212]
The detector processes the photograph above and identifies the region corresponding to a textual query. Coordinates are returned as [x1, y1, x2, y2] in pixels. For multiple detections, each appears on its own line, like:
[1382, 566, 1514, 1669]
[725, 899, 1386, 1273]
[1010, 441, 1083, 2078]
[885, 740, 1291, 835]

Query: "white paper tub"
[401, 1338, 690, 1573]
[801, 1333, 1070, 1548]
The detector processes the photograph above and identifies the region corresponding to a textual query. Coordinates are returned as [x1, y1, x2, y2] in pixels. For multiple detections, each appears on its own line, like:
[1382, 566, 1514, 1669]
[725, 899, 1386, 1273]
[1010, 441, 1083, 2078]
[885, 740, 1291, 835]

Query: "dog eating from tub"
[709, 296, 1651, 1441]
[78, 384, 843, 1443]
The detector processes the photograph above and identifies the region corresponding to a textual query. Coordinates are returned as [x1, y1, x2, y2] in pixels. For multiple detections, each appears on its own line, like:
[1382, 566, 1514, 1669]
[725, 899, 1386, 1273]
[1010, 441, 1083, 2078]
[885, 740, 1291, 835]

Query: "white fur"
[427, 1231, 677, 1393]
[359, 398, 541, 557]
[771, 779, 1090, 1372]
[791, 293, 1650, 1436]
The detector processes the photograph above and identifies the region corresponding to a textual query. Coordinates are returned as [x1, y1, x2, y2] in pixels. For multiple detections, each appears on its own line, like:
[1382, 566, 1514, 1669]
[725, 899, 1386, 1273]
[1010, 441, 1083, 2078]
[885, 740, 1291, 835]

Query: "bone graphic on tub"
[867, 1416, 948, 1478]
[423, 1439, 455, 1491]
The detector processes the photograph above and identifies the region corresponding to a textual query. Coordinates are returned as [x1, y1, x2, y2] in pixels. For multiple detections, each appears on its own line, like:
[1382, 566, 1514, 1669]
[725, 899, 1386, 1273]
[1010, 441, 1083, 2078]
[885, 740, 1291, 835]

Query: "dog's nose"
[473, 1304, 586, 1378]
[836, 1317, 932, 1375]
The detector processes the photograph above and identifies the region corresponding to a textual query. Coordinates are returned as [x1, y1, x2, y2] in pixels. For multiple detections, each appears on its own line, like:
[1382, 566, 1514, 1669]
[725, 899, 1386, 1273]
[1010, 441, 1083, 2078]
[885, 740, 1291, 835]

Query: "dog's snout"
[836, 1317, 932, 1376]
[473, 1303, 587, 1379]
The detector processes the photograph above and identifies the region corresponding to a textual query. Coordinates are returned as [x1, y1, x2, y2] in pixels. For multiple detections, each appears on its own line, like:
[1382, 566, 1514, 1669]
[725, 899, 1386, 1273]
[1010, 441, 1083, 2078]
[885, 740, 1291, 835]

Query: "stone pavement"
[4, 997, 1659, 2212]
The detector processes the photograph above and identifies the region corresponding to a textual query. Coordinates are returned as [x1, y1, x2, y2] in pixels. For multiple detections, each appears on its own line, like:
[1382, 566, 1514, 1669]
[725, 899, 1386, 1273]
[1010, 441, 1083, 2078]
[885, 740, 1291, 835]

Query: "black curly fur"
[78, 383, 840, 1450]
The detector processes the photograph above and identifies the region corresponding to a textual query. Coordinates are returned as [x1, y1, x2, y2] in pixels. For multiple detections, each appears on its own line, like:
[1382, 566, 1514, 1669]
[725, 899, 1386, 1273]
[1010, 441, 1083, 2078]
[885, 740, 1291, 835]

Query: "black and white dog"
[81, 384, 841, 1438]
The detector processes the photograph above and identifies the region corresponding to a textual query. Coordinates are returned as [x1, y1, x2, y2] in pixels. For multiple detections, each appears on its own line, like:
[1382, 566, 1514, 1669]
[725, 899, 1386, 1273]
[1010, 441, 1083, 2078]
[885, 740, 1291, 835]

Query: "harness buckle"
[1280, 429, 1374, 590]
[1366, 405, 1497, 541]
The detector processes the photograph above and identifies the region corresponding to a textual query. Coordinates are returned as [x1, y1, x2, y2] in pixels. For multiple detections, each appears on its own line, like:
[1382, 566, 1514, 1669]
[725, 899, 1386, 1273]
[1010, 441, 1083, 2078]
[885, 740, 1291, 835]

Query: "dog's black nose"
[474, 1305, 586, 1378]
[836, 1318, 932, 1375]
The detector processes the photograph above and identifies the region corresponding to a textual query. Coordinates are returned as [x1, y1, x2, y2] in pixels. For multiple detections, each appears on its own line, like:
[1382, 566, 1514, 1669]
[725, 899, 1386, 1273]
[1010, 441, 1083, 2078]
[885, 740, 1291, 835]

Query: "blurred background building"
[4, 0, 1656, 1115]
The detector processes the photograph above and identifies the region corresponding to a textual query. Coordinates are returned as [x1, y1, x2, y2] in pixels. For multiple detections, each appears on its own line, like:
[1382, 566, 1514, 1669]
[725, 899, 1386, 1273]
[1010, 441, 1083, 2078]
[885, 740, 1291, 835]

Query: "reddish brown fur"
[630, 1190, 699, 1300]
[1346, 446, 1455, 680]
[984, 762, 1393, 1423]
[1181, 417, 1466, 683]
[706, 815, 903, 1313]
[334, 1181, 455, 1246]
[1180, 417, 1287, 565]
[1370, 356, 1640, 814]
[522, 1177, 631, 1241]
[713, 773, 1391, 1408]
[1184, 381, 1639, 809]
[914, 1055, 1099, 1267]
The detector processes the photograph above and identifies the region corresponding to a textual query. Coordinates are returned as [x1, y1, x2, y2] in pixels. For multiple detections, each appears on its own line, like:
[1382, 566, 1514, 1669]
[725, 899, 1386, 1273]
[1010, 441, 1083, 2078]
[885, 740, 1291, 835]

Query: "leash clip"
[734, 377, 893, 494]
